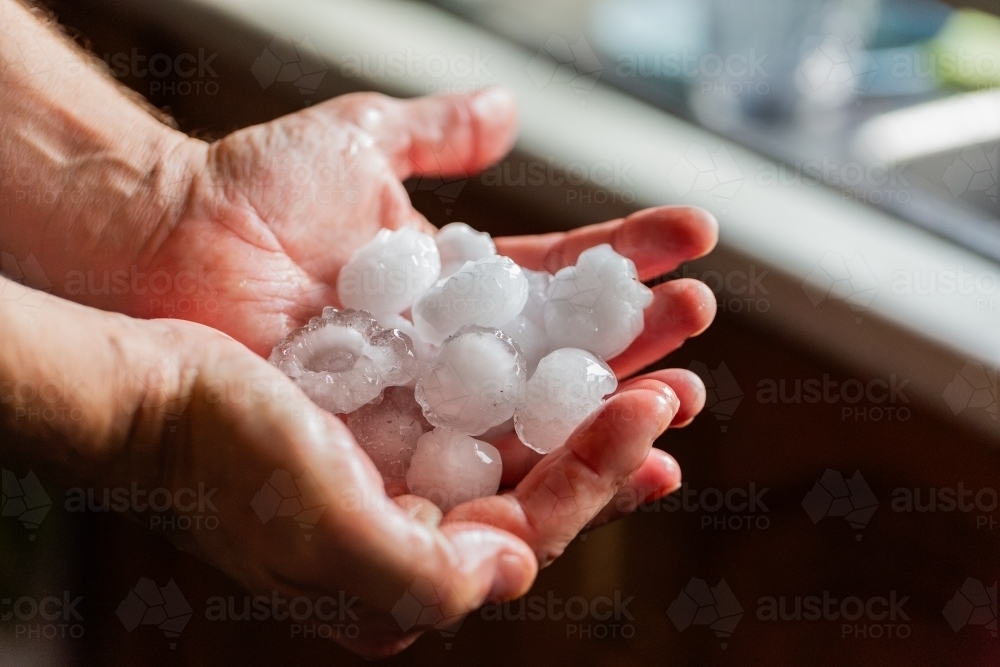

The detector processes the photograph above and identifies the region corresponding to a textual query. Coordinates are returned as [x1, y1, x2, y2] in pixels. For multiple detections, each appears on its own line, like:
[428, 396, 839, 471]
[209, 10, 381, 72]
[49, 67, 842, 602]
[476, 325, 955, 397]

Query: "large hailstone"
[499, 315, 548, 376]
[337, 227, 441, 315]
[520, 268, 552, 327]
[269, 308, 416, 414]
[347, 386, 431, 484]
[514, 348, 618, 454]
[415, 326, 526, 435]
[544, 244, 653, 359]
[412, 255, 528, 345]
[436, 222, 497, 277]
[406, 427, 502, 511]
[498, 268, 552, 375]
[375, 313, 438, 381]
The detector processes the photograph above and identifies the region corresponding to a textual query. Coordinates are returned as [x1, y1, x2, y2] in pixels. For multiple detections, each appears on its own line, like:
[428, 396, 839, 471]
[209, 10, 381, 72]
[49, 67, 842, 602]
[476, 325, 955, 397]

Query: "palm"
[134, 101, 431, 356]
[113, 90, 721, 654]
[132, 88, 720, 497]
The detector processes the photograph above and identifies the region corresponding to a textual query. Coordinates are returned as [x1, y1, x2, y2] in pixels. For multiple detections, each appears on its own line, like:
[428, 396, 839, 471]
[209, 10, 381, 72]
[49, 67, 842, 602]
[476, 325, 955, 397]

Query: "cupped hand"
[99, 89, 719, 651]
[2, 273, 690, 657]
[120, 313, 689, 657]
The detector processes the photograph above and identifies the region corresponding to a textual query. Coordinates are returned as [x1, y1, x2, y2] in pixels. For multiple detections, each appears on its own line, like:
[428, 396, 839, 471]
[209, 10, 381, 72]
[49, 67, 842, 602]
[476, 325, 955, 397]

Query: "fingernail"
[488, 551, 535, 603]
[471, 87, 516, 126]
[658, 386, 680, 432]
[643, 453, 681, 503]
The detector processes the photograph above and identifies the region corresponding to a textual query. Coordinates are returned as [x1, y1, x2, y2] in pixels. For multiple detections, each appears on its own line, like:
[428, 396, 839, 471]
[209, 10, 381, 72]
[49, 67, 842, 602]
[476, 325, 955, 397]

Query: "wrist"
[0, 276, 185, 485]
[0, 0, 209, 311]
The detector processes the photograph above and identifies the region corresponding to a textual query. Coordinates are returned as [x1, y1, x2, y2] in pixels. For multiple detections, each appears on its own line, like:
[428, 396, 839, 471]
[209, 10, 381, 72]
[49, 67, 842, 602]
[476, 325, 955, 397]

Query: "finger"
[608, 279, 716, 378]
[618, 369, 706, 427]
[444, 384, 678, 566]
[324, 89, 518, 180]
[494, 206, 718, 281]
[393, 494, 444, 528]
[492, 368, 704, 489]
[377, 177, 439, 235]
[491, 430, 544, 487]
[585, 449, 681, 530]
[240, 367, 536, 621]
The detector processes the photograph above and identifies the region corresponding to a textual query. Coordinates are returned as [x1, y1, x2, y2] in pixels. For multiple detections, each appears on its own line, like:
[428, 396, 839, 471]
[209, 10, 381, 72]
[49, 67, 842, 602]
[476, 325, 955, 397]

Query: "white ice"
[520, 268, 551, 327]
[544, 244, 653, 359]
[414, 326, 526, 435]
[499, 315, 548, 376]
[405, 427, 502, 511]
[514, 348, 618, 454]
[347, 386, 431, 484]
[435, 222, 497, 277]
[269, 308, 416, 414]
[412, 255, 528, 345]
[375, 312, 438, 380]
[337, 227, 441, 315]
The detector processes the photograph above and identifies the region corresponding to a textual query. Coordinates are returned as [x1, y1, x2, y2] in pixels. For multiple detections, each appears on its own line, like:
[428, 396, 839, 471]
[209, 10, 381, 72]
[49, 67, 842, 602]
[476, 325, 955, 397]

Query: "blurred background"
[2, 0, 999, 664]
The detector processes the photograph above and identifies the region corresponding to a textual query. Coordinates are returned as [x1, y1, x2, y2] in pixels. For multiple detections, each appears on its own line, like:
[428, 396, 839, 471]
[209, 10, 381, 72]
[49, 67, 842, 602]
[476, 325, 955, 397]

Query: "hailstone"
[269, 308, 416, 414]
[406, 427, 502, 511]
[436, 222, 497, 277]
[347, 386, 431, 483]
[544, 244, 653, 359]
[514, 348, 618, 453]
[337, 227, 441, 315]
[412, 255, 528, 345]
[414, 325, 526, 435]
[270, 223, 660, 507]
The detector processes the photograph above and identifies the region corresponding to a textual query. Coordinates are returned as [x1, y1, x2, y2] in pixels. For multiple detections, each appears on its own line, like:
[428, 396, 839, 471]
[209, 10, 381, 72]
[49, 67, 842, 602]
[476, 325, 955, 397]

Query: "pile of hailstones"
[270, 223, 653, 511]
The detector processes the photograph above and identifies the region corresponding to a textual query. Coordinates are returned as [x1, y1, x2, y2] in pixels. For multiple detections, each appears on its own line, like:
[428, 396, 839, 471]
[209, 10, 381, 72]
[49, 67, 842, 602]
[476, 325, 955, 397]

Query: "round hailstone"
[520, 268, 552, 327]
[414, 326, 526, 435]
[412, 255, 528, 345]
[543, 244, 653, 359]
[499, 315, 548, 376]
[269, 308, 417, 414]
[337, 227, 441, 315]
[406, 428, 502, 511]
[514, 348, 618, 454]
[436, 222, 497, 277]
[347, 386, 431, 484]
[375, 313, 438, 381]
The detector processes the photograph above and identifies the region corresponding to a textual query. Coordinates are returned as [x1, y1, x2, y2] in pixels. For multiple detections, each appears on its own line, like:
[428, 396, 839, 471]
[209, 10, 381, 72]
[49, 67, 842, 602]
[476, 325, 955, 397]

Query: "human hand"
[51, 85, 717, 577]
[0, 274, 683, 657]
